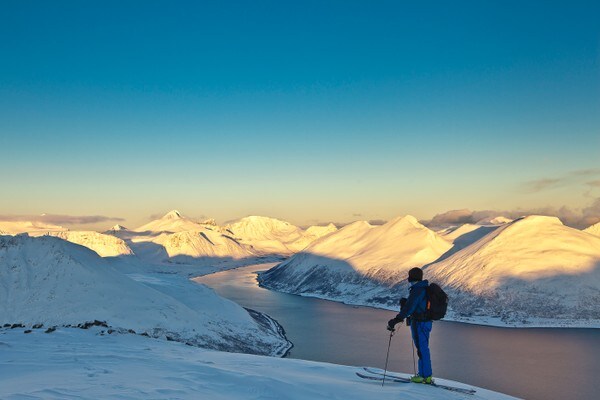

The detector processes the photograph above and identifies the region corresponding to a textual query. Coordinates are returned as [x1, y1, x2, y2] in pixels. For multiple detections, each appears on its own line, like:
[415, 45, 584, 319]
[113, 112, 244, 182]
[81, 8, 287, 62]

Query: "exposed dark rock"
[79, 320, 109, 329]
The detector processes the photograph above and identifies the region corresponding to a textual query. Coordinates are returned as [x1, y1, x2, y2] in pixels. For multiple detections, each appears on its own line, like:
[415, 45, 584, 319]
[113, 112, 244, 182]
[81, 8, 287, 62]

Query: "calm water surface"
[195, 264, 600, 400]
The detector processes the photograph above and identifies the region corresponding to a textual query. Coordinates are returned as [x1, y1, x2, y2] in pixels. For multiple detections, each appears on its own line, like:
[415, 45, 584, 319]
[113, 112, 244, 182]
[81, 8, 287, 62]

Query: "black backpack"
[426, 283, 448, 320]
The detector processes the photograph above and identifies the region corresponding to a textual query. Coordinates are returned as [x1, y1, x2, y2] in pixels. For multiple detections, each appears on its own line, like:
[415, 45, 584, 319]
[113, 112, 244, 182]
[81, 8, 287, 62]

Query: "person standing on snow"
[387, 267, 433, 384]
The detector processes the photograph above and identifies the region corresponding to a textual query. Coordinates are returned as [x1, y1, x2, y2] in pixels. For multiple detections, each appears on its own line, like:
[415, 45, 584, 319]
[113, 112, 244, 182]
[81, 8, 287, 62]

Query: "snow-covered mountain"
[0, 235, 290, 356]
[42, 231, 134, 257]
[261, 215, 600, 327]
[304, 222, 338, 241]
[584, 221, 600, 237]
[475, 216, 512, 225]
[226, 216, 309, 255]
[425, 216, 600, 324]
[0, 220, 66, 235]
[135, 210, 206, 234]
[0, 221, 133, 257]
[152, 228, 255, 263]
[102, 212, 340, 265]
[105, 224, 129, 233]
[260, 216, 452, 301]
[102, 211, 258, 266]
[438, 223, 498, 253]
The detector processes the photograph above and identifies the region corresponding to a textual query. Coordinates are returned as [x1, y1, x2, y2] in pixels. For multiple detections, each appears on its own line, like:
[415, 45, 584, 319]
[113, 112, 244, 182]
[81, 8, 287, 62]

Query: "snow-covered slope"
[0, 328, 516, 400]
[105, 224, 128, 233]
[226, 216, 308, 254]
[41, 231, 134, 257]
[438, 223, 498, 253]
[0, 235, 290, 355]
[135, 210, 205, 233]
[260, 216, 452, 302]
[425, 216, 600, 324]
[304, 223, 338, 241]
[106, 212, 339, 266]
[476, 216, 512, 225]
[153, 228, 255, 263]
[584, 222, 600, 237]
[107, 211, 259, 267]
[0, 222, 133, 257]
[0, 220, 65, 235]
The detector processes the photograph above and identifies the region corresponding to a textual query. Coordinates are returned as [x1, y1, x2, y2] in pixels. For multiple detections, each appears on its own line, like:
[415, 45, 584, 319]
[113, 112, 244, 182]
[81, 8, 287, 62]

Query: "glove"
[387, 319, 396, 331]
[387, 317, 403, 331]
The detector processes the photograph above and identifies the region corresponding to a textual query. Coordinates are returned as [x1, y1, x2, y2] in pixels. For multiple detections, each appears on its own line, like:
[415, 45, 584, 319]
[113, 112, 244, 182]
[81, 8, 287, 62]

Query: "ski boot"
[410, 375, 433, 384]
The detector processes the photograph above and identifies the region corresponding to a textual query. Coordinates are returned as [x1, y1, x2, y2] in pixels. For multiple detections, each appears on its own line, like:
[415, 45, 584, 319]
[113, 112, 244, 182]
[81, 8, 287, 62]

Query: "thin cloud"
[425, 209, 499, 227]
[520, 178, 562, 193]
[520, 168, 600, 194]
[569, 168, 600, 177]
[425, 197, 600, 230]
[582, 180, 600, 198]
[587, 180, 600, 188]
[0, 214, 124, 225]
[327, 219, 388, 228]
[582, 198, 600, 228]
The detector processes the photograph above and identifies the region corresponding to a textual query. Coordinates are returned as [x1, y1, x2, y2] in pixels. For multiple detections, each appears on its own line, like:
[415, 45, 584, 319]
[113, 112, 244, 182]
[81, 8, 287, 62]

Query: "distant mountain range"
[2, 211, 600, 327]
[0, 220, 66, 235]
[260, 215, 600, 327]
[0, 211, 338, 265]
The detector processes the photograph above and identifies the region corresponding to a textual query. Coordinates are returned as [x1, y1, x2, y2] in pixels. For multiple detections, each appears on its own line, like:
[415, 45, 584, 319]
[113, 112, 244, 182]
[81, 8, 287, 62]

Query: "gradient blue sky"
[1, 1, 599, 229]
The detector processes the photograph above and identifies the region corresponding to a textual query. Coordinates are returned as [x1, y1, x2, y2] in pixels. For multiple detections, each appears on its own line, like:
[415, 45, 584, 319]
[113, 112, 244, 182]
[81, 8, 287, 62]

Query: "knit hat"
[408, 267, 423, 282]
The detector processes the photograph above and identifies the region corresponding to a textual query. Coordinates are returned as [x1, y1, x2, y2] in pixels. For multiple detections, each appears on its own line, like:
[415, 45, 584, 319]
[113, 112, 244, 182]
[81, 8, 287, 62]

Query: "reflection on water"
[195, 264, 600, 400]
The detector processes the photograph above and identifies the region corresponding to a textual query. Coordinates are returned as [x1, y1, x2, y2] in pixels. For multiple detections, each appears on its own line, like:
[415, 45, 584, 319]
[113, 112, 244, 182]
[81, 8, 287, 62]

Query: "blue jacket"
[397, 280, 429, 321]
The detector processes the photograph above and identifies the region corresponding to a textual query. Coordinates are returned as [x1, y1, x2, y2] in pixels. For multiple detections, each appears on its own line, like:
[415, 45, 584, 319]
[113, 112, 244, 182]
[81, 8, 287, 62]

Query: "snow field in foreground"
[0, 328, 519, 400]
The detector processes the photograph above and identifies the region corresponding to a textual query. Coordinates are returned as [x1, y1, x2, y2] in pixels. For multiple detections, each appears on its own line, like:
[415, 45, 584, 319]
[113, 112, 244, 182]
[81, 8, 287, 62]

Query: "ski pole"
[382, 329, 394, 387]
[411, 336, 417, 377]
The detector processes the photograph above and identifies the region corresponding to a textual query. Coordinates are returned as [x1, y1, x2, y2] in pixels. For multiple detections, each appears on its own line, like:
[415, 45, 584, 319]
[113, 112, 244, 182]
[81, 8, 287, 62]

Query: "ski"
[356, 372, 410, 384]
[361, 367, 477, 395]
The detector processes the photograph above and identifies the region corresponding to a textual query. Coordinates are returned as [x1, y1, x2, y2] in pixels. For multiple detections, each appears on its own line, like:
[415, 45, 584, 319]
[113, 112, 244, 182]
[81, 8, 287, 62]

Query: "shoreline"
[251, 267, 600, 330]
[244, 307, 294, 358]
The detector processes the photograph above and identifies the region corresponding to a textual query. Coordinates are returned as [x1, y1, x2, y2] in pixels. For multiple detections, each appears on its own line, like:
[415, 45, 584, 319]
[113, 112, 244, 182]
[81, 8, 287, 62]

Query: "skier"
[387, 267, 433, 384]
